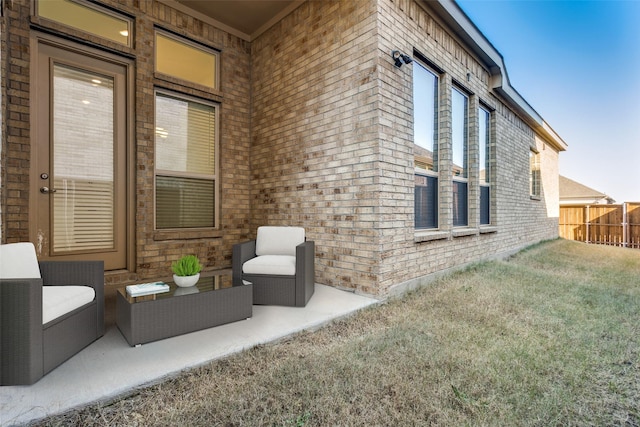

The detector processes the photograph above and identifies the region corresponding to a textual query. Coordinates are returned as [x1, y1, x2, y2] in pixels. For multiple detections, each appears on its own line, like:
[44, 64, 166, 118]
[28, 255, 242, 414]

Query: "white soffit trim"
[431, 0, 568, 152]
[157, 0, 304, 42]
[159, 0, 250, 41]
[252, 1, 305, 40]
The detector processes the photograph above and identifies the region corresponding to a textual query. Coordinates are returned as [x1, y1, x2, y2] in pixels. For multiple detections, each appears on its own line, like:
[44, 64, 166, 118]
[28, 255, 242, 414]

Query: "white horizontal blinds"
[155, 93, 216, 229]
[53, 180, 114, 250]
[155, 95, 215, 175]
[156, 177, 214, 228]
[52, 64, 115, 252]
[186, 102, 216, 175]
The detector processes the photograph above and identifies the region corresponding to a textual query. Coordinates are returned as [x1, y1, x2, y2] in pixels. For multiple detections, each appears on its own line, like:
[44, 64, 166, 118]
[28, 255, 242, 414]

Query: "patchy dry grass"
[37, 240, 640, 426]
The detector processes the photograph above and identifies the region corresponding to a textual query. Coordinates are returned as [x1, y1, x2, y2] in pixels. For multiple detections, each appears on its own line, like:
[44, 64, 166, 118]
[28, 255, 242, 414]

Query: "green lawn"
[42, 239, 640, 426]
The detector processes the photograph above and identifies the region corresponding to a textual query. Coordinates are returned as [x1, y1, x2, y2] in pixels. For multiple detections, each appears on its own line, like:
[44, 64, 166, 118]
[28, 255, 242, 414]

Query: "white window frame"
[530, 149, 541, 199]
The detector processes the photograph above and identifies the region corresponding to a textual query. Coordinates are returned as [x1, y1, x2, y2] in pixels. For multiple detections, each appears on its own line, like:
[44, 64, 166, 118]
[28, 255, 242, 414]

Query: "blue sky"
[457, 0, 640, 203]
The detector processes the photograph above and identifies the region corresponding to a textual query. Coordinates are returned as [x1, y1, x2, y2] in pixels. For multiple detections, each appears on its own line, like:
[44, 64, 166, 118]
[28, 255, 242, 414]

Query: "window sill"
[154, 229, 223, 241]
[452, 227, 478, 238]
[530, 195, 541, 201]
[414, 230, 449, 243]
[479, 225, 498, 234]
[154, 73, 224, 101]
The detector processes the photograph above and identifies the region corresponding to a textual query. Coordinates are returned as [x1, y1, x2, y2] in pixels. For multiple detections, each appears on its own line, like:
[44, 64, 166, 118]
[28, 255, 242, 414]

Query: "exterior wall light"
[391, 50, 413, 68]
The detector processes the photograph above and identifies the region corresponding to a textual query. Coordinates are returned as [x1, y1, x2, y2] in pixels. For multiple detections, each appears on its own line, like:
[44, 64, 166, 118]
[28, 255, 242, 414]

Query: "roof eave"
[428, 0, 568, 152]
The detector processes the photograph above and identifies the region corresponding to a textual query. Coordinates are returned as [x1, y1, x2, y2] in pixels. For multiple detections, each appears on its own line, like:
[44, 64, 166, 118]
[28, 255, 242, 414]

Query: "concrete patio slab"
[0, 284, 378, 426]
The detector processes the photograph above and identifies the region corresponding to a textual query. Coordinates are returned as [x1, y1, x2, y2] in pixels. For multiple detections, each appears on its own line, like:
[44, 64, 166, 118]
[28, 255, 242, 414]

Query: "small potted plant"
[171, 255, 202, 287]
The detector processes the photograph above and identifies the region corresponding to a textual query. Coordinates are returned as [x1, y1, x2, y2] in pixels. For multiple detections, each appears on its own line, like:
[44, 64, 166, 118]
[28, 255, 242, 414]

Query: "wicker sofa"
[233, 226, 314, 307]
[0, 243, 104, 385]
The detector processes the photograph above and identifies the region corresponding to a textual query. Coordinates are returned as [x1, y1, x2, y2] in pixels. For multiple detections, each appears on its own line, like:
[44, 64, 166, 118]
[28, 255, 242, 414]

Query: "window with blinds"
[52, 64, 116, 252]
[413, 59, 439, 230]
[155, 91, 218, 229]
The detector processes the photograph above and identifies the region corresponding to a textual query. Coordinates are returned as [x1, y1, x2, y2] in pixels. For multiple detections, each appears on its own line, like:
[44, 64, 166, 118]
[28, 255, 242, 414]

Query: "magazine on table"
[126, 282, 170, 297]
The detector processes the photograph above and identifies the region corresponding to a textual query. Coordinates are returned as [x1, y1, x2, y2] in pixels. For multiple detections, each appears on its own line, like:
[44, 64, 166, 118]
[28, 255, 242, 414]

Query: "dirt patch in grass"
[36, 240, 640, 426]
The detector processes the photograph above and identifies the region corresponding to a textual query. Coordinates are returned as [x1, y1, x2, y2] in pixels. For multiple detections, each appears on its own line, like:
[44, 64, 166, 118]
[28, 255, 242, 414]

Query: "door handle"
[40, 187, 57, 194]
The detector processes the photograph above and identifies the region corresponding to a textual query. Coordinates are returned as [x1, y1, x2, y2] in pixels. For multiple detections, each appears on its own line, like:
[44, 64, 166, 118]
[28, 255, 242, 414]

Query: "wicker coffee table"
[116, 273, 252, 346]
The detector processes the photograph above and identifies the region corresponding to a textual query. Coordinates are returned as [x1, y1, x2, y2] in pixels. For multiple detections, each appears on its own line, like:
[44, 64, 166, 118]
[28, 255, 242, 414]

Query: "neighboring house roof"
[414, 144, 433, 171]
[559, 175, 615, 205]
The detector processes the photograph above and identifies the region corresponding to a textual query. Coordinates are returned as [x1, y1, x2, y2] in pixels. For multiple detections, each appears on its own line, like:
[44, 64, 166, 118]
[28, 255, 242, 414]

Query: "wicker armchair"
[0, 243, 104, 385]
[233, 226, 314, 307]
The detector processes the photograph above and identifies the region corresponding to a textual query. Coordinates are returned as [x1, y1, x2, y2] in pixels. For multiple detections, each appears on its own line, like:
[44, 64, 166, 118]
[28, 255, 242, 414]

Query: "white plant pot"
[173, 273, 200, 288]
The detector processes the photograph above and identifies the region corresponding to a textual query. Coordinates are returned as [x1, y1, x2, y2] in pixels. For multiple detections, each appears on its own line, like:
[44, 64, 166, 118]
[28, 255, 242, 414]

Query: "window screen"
[415, 174, 438, 229]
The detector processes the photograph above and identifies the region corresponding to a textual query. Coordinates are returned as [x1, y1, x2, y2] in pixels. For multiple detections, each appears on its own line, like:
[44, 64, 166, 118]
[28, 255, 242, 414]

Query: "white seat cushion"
[42, 286, 95, 324]
[255, 226, 305, 257]
[242, 255, 296, 276]
[0, 242, 41, 279]
[1, 243, 95, 324]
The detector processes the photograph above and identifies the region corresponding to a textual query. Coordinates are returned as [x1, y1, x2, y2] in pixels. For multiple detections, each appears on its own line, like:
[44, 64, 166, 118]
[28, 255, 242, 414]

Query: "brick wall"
[1, 0, 561, 296]
[129, 0, 253, 284]
[251, 0, 561, 297]
[251, 0, 384, 295]
[1, 0, 253, 286]
[375, 0, 560, 295]
[1, 1, 31, 243]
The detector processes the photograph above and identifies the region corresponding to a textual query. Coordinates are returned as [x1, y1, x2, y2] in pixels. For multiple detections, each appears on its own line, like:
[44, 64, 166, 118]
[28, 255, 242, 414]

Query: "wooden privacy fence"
[559, 203, 640, 249]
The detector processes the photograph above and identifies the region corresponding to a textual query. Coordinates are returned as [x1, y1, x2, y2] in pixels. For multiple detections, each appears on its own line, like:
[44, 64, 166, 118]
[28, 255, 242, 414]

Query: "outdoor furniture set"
[0, 226, 314, 385]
